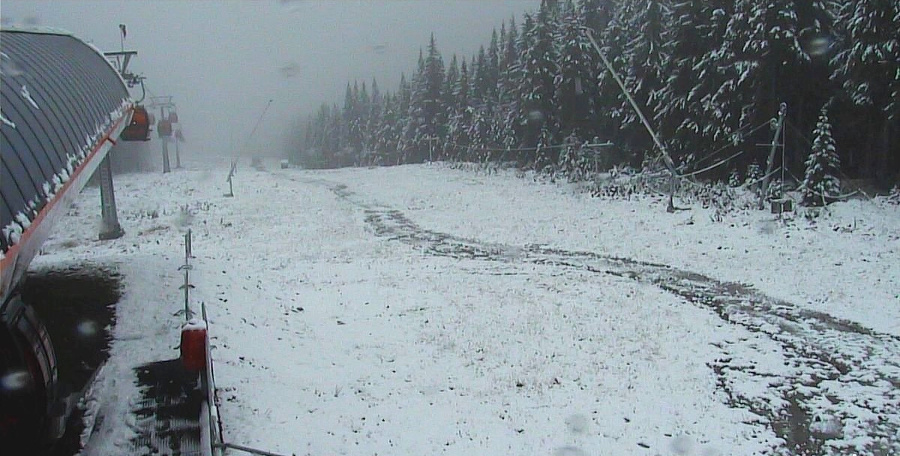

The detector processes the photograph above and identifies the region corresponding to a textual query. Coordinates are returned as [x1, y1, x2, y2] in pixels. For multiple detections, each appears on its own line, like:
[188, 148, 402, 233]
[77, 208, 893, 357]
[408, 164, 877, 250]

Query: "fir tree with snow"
[800, 107, 841, 206]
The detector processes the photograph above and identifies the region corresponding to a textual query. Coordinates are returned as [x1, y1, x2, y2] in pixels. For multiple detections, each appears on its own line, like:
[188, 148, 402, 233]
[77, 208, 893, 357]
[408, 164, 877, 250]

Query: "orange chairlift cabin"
[104, 49, 151, 142]
[157, 116, 173, 138]
[121, 105, 151, 141]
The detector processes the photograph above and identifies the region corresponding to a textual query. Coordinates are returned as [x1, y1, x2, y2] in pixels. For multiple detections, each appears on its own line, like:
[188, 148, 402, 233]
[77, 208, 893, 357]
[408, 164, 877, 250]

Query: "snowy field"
[32, 157, 899, 455]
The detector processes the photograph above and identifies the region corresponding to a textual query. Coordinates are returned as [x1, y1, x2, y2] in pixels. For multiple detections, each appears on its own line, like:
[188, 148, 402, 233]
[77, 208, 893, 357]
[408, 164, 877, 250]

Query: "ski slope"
[33, 158, 899, 455]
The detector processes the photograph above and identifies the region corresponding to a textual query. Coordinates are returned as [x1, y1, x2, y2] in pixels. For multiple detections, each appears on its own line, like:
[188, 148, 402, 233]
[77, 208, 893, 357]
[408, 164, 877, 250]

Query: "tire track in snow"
[294, 176, 900, 455]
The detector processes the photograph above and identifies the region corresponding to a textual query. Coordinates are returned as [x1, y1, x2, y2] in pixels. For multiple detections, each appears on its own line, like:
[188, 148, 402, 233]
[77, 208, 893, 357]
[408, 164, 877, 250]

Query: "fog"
[2, 0, 537, 159]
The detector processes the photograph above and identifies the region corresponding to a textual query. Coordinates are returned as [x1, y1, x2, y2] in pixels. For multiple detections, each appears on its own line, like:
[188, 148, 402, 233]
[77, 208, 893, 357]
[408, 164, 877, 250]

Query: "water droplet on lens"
[554, 446, 586, 456]
[804, 35, 833, 57]
[0, 54, 24, 77]
[77, 319, 99, 337]
[670, 434, 694, 455]
[565, 413, 588, 435]
[1, 370, 31, 392]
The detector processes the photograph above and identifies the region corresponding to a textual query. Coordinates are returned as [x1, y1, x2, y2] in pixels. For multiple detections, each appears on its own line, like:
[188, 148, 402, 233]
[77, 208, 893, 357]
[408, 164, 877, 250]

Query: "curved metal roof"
[1, 28, 132, 302]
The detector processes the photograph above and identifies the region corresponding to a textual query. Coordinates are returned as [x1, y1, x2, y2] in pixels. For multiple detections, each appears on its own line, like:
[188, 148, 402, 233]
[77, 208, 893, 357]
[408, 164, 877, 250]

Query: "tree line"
[293, 0, 898, 187]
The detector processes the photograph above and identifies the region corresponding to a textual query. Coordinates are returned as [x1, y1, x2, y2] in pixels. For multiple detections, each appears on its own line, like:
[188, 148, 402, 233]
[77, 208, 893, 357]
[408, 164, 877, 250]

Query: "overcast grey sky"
[2, 0, 538, 157]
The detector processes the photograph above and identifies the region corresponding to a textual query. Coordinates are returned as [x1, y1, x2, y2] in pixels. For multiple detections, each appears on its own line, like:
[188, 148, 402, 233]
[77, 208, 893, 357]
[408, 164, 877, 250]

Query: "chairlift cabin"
[121, 105, 151, 141]
[157, 118, 173, 138]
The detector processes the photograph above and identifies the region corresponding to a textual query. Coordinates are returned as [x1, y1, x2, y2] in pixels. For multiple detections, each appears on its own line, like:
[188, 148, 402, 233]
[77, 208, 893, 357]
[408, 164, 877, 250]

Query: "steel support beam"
[98, 155, 124, 240]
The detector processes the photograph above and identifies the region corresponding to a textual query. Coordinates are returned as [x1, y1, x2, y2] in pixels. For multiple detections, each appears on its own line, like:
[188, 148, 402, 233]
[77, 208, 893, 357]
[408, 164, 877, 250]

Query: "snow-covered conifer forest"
[294, 0, 899, 194]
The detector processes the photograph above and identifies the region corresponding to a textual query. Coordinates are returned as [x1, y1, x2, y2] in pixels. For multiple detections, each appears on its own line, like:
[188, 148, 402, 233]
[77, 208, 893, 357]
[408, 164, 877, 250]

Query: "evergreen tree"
[422, 33, 446, 155]
[516, 1, 560, 166]
[800, 106, 841, 206]
[402, 50, 426, 162]
[441, 54, 460, 159]
[611, 0, 672, 165]
[472, 46, 489, 106]
[448, 59, 473, 160]
[652, 1, 731, 164]
[497, 16, 520, 152]
[379, 92, 400, 165]
[554, 0, 596, 139]
[830, 0, 900, 179]
[712, 1, 807, 139]
[579, 0, 612, 34]
[486, 29, 501, 104]
[364, 79, 382, 163]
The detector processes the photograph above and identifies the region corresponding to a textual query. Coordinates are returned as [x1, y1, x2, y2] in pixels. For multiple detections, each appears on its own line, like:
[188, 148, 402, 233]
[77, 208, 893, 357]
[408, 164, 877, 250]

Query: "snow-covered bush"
[590, 168, 664, 200]
[557, 137, 594, 183]
[591, 180, 637, 199]
[744, 162, 762, 193]
[681, 181, 742, 221]
[766, 178, 786, 201]
[728, 169, 741, 188]
[885, 185, 900, 205]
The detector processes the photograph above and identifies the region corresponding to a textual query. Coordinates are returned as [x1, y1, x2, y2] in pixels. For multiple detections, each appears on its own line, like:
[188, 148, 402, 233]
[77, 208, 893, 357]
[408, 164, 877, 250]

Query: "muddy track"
[291, 176, 900, 455]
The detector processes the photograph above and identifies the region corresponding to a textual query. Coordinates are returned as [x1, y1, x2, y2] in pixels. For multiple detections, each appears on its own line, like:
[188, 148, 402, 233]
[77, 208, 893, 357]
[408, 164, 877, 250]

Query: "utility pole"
[150, 96, 176, 173]
[98, 154, 124, 240]
[426, 136, 438, 162]
[584, 28, 677, 212]
[161, 106, 171, 173]
[175, 130, 181, 168]
[759, 103, 787, 210]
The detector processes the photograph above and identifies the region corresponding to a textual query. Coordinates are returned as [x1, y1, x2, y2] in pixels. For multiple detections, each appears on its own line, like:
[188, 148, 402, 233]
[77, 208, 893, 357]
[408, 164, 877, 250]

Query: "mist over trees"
[293, 0, 899, 187]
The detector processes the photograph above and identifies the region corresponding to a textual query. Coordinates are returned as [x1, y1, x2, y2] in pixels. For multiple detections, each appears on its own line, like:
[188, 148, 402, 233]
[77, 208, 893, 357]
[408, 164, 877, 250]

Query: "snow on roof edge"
[0, 25, 74, 36]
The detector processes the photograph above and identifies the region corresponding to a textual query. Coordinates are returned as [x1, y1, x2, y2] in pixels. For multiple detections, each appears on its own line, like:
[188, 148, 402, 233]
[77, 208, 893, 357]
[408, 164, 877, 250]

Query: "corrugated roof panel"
[1, 29, 130, 253]
[1, 28, 132, 302]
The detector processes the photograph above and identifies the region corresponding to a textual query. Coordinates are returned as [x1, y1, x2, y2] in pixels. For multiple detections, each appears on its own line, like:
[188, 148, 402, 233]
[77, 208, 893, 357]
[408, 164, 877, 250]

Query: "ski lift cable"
[786, 168, 860, 200]
[743, 166, 783, 188]
[144, 84, 157, 101]
[442, 139, 613, 154]
[679, 148, 749, 178]
[227, 99, 274, 182]
[685, 120, 771, 170]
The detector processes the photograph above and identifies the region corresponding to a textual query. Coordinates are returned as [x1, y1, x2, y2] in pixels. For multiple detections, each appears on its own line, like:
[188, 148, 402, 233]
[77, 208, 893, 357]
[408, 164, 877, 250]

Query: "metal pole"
[161, 107, 171, 173]
[780, 116, 786, 198]
[175, 133, 182, 168]
[181, 229, 192, 321]
[759, 103, 787, 209]
[98, 155, 125, 240]
[162, 138, 171, 173]
[584, 28, 677, 211]
[584, 29, 675, 174]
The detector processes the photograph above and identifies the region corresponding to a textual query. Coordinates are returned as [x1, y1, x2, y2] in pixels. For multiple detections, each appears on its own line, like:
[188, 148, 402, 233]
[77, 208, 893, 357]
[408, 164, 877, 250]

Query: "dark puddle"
[20, 266, 121, 456]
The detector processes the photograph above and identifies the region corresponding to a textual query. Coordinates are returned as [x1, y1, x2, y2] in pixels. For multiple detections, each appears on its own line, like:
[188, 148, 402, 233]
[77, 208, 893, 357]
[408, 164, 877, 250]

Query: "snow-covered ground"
[32, 157, 899, 455]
